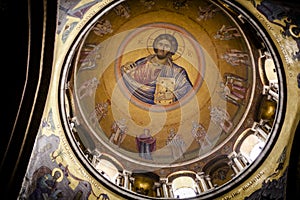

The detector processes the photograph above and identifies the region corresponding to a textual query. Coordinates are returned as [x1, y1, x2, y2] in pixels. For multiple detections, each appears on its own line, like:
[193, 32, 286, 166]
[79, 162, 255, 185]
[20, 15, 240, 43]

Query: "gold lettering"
[256, 12, 296, 77]
[221, 171, 264, 199]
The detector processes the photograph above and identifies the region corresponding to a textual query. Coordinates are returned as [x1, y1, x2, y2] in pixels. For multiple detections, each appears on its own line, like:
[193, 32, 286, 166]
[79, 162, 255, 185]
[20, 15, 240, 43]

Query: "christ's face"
[155, 39, 171, 59]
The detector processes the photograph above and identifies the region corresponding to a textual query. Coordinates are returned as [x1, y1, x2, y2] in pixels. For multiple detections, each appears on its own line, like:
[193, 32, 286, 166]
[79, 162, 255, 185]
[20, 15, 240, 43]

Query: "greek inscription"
[242, 171, 265, 191]
[78, 166, 102, 190]
[222, 191, 241, 200]
[76, 9, 97, 31]
[221, 171, 264, 200]
[61, 133, 77, 164]
[256, 13, 274, 31]
[61, 133, 102, 190]
[256, 12, 295, 77]
[75, 0, 111, 31]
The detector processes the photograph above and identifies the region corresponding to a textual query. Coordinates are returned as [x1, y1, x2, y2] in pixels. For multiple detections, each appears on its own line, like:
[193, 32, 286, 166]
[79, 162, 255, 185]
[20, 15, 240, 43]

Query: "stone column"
[194, 178, 202, 194]
[252, 121, 268, 141]
[197, 172, 208, 191]
[160, 178, 169, 198]
[229, 152, 244, 171]
[205, 175, 214, 189]
[154, 182, 161, 197]
[167, 182, 174, 198]
[123, 170, 131, 189]
[238, 152, 249, 166]
[228, 160, 239, 175]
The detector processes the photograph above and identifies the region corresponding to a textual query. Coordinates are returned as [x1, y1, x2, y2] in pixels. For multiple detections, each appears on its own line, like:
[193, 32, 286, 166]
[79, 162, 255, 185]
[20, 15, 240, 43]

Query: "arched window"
[95, 159, 119, 182]
[240, 134, 265, 162]
[172, 176, 197, 198]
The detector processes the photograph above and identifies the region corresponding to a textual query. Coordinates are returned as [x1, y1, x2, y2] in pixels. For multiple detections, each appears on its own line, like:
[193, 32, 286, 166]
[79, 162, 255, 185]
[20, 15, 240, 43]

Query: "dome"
[59, 0, 285, 199]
